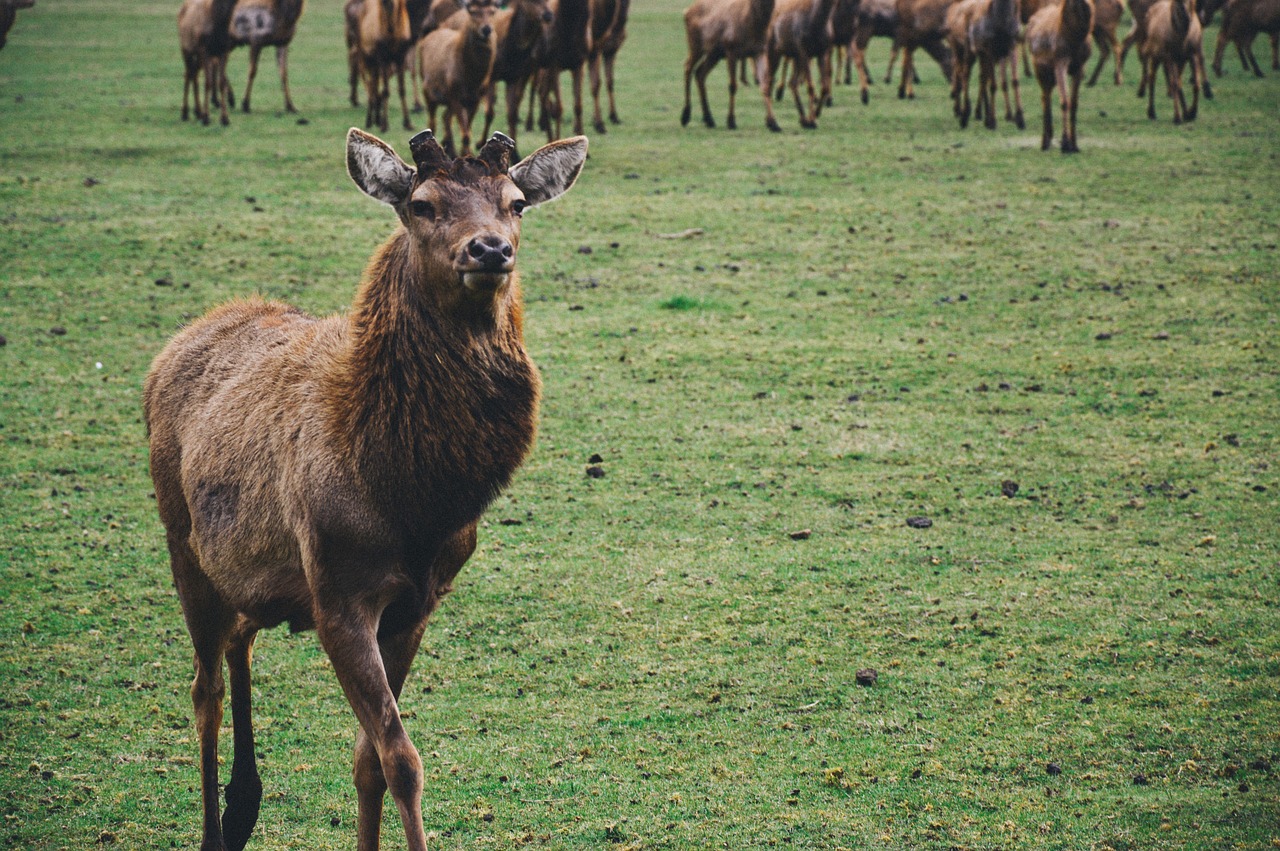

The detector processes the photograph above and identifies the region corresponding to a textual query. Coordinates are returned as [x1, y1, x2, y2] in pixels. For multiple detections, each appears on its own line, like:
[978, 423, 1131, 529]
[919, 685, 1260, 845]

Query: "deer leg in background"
[396, 65, 413, 131]
[221, 620, 263, 851]
[1005, 56, 1025, 128]
[898, 47, 914, 98]
[589, 52, 607, 133]
[1086, 31, 1111, 85]
[604, 49, 622, 125]
[724, 54, 739, 128]
[243, 44, 262, 113]
[277, 45, 297, 112]
[761, 48, 783, 131]
[1054, 62, 1074, 152]
[1037, 68, 1053, 149]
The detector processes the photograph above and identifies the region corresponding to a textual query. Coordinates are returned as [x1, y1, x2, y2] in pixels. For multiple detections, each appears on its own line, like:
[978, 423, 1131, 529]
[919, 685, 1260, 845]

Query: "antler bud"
[478, 132, 516, 174]
[408, 129, 450, 175]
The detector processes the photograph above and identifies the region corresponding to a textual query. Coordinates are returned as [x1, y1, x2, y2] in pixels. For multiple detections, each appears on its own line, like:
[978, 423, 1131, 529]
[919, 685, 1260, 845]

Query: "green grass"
[1, 0, 1278, 848]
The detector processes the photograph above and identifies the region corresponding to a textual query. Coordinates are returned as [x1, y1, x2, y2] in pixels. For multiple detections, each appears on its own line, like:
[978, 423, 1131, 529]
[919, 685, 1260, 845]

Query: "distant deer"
[144, 127, 587, 851]
[588, 0, 630, 133]
[228, 0, 305, 114]
[1139, 0, 1205, 122]
[1081, 0, 1121, 83]
[1212, 0, 1280, 76]
[849, 0, 950, 104]
[0, 0, 35, 51]
[348, 0, 416, 131]
[179, 0, 237, 125]
[480, 0, 555, 151]
[760, 0, 840, 130]
[418, 0, 498, 156]
[681, 0, 778, 129]
[895, 0, 959, 99]
[529, 0, 591, 140]
[1025, 0, 1094, 151]
[946, 0, 1024, 129]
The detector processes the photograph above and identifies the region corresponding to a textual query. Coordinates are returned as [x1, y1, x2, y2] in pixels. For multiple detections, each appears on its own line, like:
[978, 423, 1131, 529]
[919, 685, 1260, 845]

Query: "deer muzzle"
[459, 234, 515, 292]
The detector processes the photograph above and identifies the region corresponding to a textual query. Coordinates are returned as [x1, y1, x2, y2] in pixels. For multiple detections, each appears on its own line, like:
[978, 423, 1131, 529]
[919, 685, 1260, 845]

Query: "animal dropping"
[144, 128, 587, 851]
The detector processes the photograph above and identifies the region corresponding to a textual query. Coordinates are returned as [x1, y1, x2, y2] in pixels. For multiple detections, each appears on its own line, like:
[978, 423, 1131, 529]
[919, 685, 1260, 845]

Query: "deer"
[1025, 0, 1094, 151]
[945, 0, 1024, 129]
[681, 0, 778, 129]
[527, 0, 591, 141]
[760, 0, 840, 131]
[894, 0, 959, 99]
[0, 0, 35, 51]
[848, 0, 951, 104]
[587, 0, 630, 133]
[1212, 0, 1280, 76]
[1138, 0, 1205, 123]
[418, 0, 498, 157]
[479, 0, 555, 154]
[348, 0, 417, 131]
[228, 0, 305, 114]
[1082, 0, 1121, 84]
[144, 127, 587, 851]
[179, 0, 237, 126]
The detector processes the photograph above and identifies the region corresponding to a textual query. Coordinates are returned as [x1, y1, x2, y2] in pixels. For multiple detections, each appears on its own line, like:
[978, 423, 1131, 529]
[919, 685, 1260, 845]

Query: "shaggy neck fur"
[335, 229, 539, 537]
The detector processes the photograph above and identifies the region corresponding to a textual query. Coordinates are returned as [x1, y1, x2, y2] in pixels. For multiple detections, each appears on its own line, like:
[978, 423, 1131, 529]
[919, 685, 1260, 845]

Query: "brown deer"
[418, 0, 499, 156]
[895, 0, 959, 99]
[1212, 0, 1280, 76]
[1139, 0, 1205, 122]
[529, 0, 591, 140]
[1025, 0, 1094, 151]
[480, 0, 555, 153]
[849, 0, 951, 103]
[946, 0, 1023, 129]
[588, 0, 629, 133]
[348, 0, 416, 131]
[0, 0, 35, 51]
[760, 0, 840, 130]
[1082, 0, 1121, 84]
[144, 127, 587, 851]
[228, 0, 305, 114]
[179, 0, 237, 125]
[681, 0, 777, 129]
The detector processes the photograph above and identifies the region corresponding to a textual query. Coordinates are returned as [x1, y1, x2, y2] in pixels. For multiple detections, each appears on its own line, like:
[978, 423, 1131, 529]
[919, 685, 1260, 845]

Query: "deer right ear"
[509, 136, 588, 207]
[347, 128, 415, 207]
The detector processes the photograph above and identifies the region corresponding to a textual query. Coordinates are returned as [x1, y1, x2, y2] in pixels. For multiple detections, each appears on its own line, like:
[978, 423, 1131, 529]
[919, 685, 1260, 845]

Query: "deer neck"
[336, 230, 540, 533]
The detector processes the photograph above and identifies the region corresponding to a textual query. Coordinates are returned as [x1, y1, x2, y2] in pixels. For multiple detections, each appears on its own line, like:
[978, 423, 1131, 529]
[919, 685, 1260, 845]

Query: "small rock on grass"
[585, 465, 605, 479]
[906, 516, 932, 529]
[789, 529, 811, 540]
[1001, 480, 1020, 498]
[855, 668, 878, 687]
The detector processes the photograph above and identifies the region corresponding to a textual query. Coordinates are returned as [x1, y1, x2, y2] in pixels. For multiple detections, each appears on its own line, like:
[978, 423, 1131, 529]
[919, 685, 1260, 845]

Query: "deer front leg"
[277, 45, 297, 113]
[318, 600, 428, 851]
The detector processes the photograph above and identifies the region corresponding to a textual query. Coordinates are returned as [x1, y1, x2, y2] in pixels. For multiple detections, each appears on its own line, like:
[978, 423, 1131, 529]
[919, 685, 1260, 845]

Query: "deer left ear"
[346, 128, 415, 207]
[509, 136, 588, 207]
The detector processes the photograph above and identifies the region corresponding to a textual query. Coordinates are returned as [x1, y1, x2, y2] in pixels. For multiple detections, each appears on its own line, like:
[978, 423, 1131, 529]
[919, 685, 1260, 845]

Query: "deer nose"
[465, 235, 514, 272]
[541, 10, 553, 22]
[480, 24, 492, 38]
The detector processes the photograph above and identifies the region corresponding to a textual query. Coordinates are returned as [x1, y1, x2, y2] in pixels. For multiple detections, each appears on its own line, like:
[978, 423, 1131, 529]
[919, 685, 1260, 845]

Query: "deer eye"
[511, 199, 528, 218]
[409, 200, 436, 220]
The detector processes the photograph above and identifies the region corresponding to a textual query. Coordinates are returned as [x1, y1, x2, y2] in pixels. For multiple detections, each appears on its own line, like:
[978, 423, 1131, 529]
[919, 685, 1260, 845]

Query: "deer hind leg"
[1008, 56, 1025, 128]
[1060, 63, 1081, 152]
[243, 45, 262, 113]
[589, 53, 607, 133]
[761, 49, 783, 132]
[397, 64, 414, 131]
[1038, 73, 1053, 149]
[898, 47, 914, 98]
[792, 56, 817, 128]
[605, 50, 621, 124]
[170, 539, 237, 851]
[277, 45, 296, 113]
[221, 620, 263, 851]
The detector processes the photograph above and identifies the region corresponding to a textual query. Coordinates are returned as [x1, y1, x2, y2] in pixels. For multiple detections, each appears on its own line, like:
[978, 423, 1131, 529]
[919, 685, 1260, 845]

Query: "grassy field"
[1, 0, 1278, 848]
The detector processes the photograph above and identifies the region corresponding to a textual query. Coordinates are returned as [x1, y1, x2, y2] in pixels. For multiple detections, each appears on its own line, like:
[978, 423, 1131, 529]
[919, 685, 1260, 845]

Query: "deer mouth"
[460, 270, 512, 294]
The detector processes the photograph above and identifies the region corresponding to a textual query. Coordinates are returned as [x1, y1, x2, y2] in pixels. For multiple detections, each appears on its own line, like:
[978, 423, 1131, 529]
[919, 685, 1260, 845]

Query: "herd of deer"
[176, 0, 627, 155]
[681, 0, 1278, 149]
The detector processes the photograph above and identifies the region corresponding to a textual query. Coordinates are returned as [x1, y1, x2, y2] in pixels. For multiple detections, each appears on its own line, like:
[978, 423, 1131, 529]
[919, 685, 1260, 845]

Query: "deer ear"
[346, 128, 415, 207]
[509, 136, 588, 207]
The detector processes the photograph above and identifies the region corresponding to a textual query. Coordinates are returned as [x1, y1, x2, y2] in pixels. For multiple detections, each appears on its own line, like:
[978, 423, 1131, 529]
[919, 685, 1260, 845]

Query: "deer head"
[346, 128, 587, 304]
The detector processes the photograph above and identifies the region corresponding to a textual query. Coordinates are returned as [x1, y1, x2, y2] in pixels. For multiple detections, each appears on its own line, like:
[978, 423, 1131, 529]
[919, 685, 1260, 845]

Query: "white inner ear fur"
[511, 136, 588, 207]
[347, 129, 414, 207]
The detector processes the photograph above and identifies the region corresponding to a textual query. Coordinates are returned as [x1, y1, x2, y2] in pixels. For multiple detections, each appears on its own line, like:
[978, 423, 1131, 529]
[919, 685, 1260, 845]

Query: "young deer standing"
[418, 0, 499, 156]
[681, 0, 778, 129]
[1025, 0, 1094, 151]
[144, 128, 587, 851]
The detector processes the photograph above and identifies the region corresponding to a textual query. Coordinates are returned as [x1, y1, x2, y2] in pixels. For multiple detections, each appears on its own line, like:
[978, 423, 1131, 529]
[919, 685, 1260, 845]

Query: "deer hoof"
[680, 105, 691, 126]
[766, 118, 781, 133]
[726, 115, 736, 130]
[861, 90, 869, 105]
